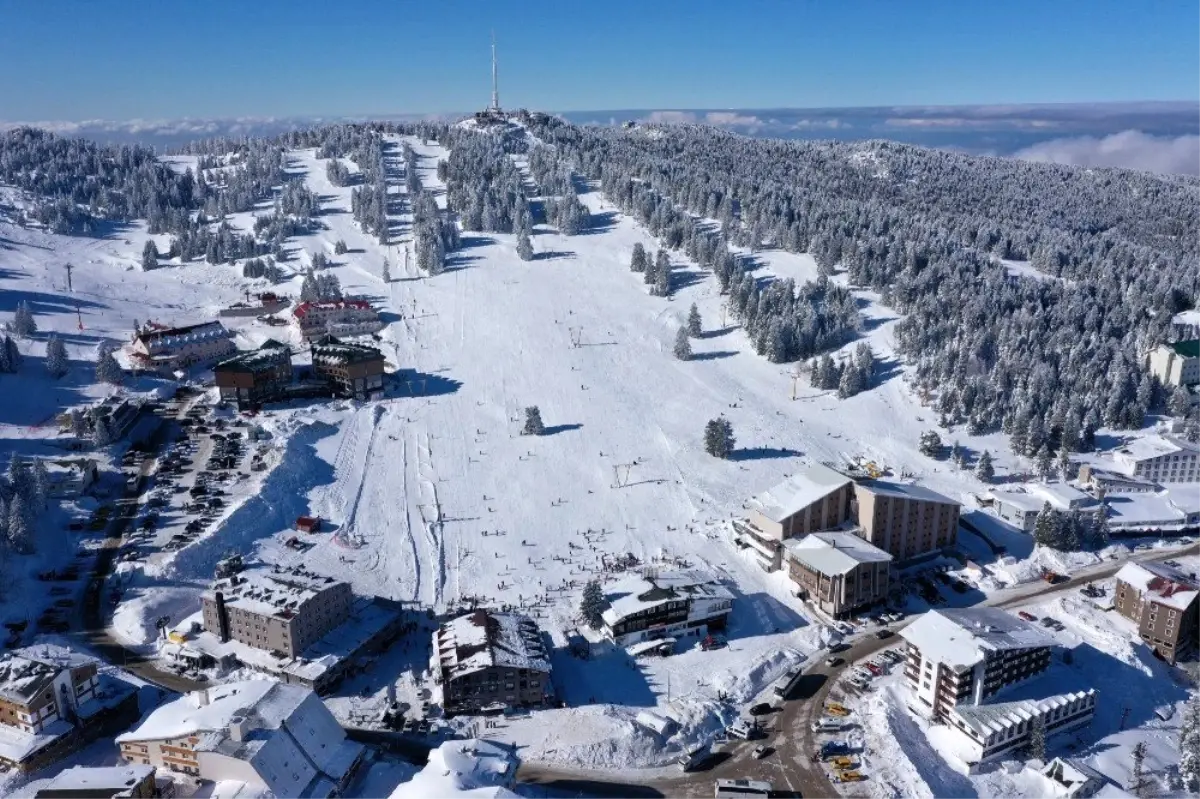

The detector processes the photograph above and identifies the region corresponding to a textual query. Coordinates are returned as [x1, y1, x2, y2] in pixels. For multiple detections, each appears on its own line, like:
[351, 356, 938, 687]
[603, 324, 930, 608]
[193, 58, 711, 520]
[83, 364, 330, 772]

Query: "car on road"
[875, 629, 893, 639]
[1018, 611, 1038, 622]
[748, 702, 773, 716]
[825, 656, 844, 667]
[811, 718, 841, 733]
[752, 745, 770, 760]
[829, 642, 850, 653]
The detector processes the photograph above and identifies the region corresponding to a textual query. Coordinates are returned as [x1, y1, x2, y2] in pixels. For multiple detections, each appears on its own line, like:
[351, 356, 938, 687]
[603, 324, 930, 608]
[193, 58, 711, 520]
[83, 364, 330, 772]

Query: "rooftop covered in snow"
[952, 688, 1096, 737]
[1114, 561, 1199, 611]
[601, 570, 735, 626]
[990, 482, 1097, 513]
[204, 566, 346, 619]
[39, 764, 155, 794]
[746, 463, 852, 523]
[784, 531, 892, 575]
[435, 610, 551, 679]
[1113, 434, 1198, 463]
[856, 480, 959, 505]
[900, 608, 1057, 671]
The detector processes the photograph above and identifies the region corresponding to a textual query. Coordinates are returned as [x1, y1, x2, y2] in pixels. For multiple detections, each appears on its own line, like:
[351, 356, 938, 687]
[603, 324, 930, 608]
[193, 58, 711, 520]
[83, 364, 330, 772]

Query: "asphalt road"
[518, 541, 1199, 798]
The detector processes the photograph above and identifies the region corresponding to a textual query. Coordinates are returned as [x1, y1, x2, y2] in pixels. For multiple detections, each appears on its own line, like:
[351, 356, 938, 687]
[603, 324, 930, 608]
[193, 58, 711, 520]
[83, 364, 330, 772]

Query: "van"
[810, 718, 841, 733]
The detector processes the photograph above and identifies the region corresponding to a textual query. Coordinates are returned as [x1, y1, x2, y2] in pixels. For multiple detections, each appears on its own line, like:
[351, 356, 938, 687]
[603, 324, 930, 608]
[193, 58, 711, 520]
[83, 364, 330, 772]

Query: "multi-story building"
[0, 649, 140, 773]
[201, 567, 354, 659]
[117, 681, 364, 796]
[293, 300, 383, 340]
[213, 340, 292, 409]
[309, 336, 386, 400]
[130, 321, 236, 373]
[1147, 340, 1200, 389]
[1114, 561, 1198, 665]
[783, 531, 892, 619]
[735, 464, 854, 571]
[853, 481, 960, 561]
[432, 610, 554, 715]
[34, 765, 158, 799]
[600, 570, 734, 647]
[900, 608, 1096, 763]
[990, 482, 1099, 532]
[1107, 436, 1199, 485]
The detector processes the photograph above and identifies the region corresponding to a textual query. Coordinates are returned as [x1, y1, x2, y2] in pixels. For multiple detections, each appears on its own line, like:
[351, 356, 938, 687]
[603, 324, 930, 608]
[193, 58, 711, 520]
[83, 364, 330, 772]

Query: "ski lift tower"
[489, 33, 501, 113]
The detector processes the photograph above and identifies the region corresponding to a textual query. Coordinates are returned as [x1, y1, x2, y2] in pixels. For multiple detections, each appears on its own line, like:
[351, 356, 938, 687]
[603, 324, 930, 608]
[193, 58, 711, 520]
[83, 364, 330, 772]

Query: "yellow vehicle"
[826, 756, 855, 768]
[825, 702, 850, 716]
[836, 770, 865, 782]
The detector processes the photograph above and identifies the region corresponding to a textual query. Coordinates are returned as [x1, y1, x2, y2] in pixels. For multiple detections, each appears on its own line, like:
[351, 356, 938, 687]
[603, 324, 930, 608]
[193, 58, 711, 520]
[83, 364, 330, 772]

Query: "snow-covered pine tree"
[95, 343, 122, 385]
[1090, 507, 1110, 549]
[674, 327, 692, 360]
[30, 459, 48, 510]
[1057, 447, 1076, 481]
[854, 342, 875, 383]
[1178, 693, 1200, 793]
[687, 304, 702, 337]
[381, 258, 391, 283]
[580, 580, 607, 629]
[334, 240, 348, 255]
[1169, 386, 1192, 418]
[1035, 444, 1055, 481]
[92, 416, 112, 447]
[12, 301, 36, 338]
[838, 362, 864, 399]
[1027, 717, 1046, 761]
[516, 228, 534, 261]
[300, 271, 320, 301]
[45, 336, 68, 378]
[522, 406, 545, 436]
[975, 450, 995, 482]
[1062, 508, 1083, 551]
[654, 256, 672, 297]
[1033, 502, 1059, 548]
[919, 430, 943, 457]
[630, 243, 647, 273]
[703, 416, 735, 459]
[141, 240, 159, 270]
[5, 335, 22, 372]
[7, 494, 33, 554]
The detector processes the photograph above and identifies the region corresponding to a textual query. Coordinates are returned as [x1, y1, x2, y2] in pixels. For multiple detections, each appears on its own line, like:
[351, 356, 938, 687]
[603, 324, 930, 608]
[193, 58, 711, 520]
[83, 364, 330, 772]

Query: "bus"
[773, 666, 805, 700]
[714, 778, 773, 797]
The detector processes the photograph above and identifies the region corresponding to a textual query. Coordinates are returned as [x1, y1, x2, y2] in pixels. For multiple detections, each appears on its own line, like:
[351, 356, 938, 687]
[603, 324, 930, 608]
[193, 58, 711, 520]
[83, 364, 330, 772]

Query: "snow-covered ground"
[1, 126, 1195, 775]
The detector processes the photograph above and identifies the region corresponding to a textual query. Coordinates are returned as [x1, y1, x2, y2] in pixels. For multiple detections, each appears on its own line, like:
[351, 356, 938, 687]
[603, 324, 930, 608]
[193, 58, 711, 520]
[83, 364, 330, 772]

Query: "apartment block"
[600, 570, 734, 647]
[900, 608, 1096, 763]
[735, 464, 854, 570]
[784, 531, 892, 619]
[433, 610, 554, 715]
[213, 339, 293, 408]
[1114, 561, 1198, 665]
[853, 481, 960, 561]
[201, 567, 353, 658]
[309, 335, 386, 400]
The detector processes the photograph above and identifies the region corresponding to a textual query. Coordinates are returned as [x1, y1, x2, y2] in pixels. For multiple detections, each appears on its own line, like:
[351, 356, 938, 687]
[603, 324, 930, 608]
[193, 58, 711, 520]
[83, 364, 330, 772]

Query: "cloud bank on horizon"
[2, 102, 1196, 176]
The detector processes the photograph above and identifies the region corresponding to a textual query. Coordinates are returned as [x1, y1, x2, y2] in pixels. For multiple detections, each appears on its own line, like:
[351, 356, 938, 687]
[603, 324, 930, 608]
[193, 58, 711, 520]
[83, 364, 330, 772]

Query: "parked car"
[825, 656, 844, 667]
[748, 702, 773, 716]
[1018, 611, 1038, 622]
[752, 744, 771, 760]
[875, 629, 893, 639]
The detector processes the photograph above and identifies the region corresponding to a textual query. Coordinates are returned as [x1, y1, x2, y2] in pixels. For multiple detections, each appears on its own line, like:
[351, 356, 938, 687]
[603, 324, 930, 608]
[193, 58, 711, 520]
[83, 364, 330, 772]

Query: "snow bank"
[389, 739, 518, 799]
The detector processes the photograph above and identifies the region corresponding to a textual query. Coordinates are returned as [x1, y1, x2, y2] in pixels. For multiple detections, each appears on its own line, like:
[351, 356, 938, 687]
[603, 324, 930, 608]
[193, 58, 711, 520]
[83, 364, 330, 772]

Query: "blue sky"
[1, 0, 1196, 120]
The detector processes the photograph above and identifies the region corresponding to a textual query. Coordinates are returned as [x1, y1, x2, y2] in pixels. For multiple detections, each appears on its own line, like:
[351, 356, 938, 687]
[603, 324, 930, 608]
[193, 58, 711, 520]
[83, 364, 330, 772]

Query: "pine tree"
[687, 304, 702, 337]
[141, 240, 158, 270]
[673, 326, 692, 360]
[334, 239, 348, 255]
[1035, 444, 1055, 481]
[630, 243, 647, 273]
[95, 343, 122, 385]
[1057, 448, 1075, 481]
[838, 363, 864, 399]
[975, 450, 996, 482]
[381, 258, 391, 283]
[522, 406, 545, 436]
[300, 272, 319, 302]
[1033, 502, 1059, 548]
[580, 580, 607, 629]
[516, 228, 534, 261]
[653, 253, 672, 297]
[7, 494, 33, 555]
[1090, 506, 1111, 549]
[703, 416, 736, 459]
[1131, 741, 1147, 797]
[854, 342, 875, 383]
[92, 417, 112, 447]
[1062, 508, 1083, 551]
[12, 301, 36, 338]
[1169, 386, 1192, 418]
[919, 430, 943, 457]
[1178, 692, 1200, 793]
[1027, 717, 1046, 761]
[45, 336, 68, 378]
[30, 459, 49, 510]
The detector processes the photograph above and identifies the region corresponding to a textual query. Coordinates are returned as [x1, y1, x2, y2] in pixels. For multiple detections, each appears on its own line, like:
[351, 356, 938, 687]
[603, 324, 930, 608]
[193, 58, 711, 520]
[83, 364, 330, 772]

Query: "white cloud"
[641, 110, 697, 124]
[704, 111, 762, 127]
[1013, 130, 1200, 175]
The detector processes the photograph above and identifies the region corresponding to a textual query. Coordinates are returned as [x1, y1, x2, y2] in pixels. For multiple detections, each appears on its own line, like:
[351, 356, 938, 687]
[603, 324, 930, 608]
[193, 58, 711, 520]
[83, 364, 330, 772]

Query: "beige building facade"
[854, 481, 960, 561]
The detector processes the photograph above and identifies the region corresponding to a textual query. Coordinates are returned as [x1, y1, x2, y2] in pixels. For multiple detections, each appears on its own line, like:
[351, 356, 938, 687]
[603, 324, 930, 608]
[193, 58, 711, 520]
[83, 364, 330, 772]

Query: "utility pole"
[75, 301, 84, 331]
[65, 263, 73, 292]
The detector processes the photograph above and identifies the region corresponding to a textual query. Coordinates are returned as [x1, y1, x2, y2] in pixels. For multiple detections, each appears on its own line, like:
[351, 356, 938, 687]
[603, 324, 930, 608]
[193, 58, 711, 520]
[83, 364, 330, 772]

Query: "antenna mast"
[490, 32, 500, 112]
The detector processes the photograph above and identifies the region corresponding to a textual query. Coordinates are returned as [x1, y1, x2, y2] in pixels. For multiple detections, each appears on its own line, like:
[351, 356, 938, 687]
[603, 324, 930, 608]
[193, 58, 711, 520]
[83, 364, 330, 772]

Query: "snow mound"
[389, 739, 518, 799]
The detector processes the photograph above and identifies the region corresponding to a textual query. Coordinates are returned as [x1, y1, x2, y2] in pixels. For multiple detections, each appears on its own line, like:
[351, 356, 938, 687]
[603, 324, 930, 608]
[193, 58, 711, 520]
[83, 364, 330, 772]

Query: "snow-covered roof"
[1104, 492, 1187, 528]
[0, 655, 58, 705]
[1040, 758, 1106, 792]
[900, 608, 1057, 671]
[601, 570, 735, 626]
[214, 340, 291, 372]
[136, 321, 230, 352]
[1173, 310, 1200, 329]
[991, 482, 1096, 513]
[0, 717, 73, 763]
[436, 611, 551, 680]
[1114, 561, 1199, 611]
[205, 566, 346, 619]
[952, 688, 1096, 738]
[293, 299, 374, 320]
[40, 764, 154, 794]
[1114, 435, 1198, 464]
[857, 480, 959, 506]
[784, 531, 892, 575]
[389, 739, 518, 799]
[746, 463, 851, 522]
[310, 336, 384, 367]
[118, 680, 362, 798]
